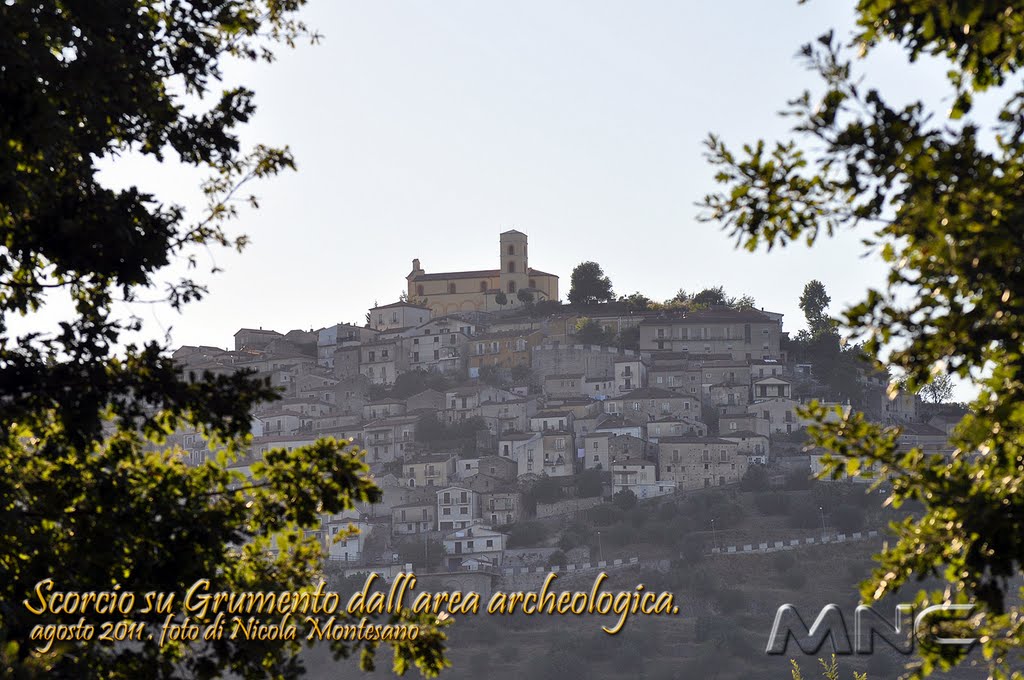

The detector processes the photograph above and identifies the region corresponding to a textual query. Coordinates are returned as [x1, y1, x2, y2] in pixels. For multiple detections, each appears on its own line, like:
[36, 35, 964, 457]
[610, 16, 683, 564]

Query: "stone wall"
[535, 495, 605, 518]
[531, 344, 641, 381]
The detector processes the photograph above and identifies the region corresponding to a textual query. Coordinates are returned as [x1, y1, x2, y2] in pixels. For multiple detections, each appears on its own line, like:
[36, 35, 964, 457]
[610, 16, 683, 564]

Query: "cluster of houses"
[168, 230, 958, 575]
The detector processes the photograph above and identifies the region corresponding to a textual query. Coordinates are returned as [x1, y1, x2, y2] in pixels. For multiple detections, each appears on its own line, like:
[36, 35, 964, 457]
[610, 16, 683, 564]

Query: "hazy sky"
[91, 1, 961, 351]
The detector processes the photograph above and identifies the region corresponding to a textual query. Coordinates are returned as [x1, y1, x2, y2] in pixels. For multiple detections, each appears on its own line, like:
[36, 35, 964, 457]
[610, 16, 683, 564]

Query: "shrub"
[508, 521, 548, 548]
[613, 488, 638, 510]
[657, 501, 678, 521]
[785, 469, 813, 490]
[547, 550, 567, 567]
[754, 491, 790, 515]
[628, 506, 650, 528]
[681, 534, 706, 563]
[787, 497, 822, 530]
[588, 503, 622, 527]
[531, 476, 563, 505]
[558, 533, 578, 552]
[605, 522, 634, 547]
[740, 464, 770, 491]
[831, 504, 866, 533]
[574, 468, 604, 498]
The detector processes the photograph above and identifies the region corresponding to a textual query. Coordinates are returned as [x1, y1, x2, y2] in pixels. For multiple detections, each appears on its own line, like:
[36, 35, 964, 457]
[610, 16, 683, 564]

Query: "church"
[406, 230, 559, 316]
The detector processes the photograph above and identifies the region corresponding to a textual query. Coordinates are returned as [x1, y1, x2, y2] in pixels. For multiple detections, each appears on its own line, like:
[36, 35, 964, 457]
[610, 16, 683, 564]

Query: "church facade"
[406, 230, 559, 316]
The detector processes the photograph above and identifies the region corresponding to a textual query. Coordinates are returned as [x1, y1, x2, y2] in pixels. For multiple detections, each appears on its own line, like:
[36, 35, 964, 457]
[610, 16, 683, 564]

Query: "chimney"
[412, 258, 421, 271]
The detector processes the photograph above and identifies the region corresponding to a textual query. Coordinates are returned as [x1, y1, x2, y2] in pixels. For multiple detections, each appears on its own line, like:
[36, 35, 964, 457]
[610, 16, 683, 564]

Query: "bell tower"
[499, 230, 528, 301]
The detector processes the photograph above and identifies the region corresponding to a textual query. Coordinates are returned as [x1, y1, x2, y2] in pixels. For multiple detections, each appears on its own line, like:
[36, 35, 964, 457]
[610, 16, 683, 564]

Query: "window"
[417, 285, 424, 296]
[486, 539, 493, 548]
[443, 492, 450, 504]
[442, 507, 450, 515]
[529, 278, 536, 288]
[508, 245, 515, 255]
[449, 283, 456, 294]
[508, 281, 516, 293]
[480, 281, 488, 292]
[508, 261, 516, 273]
[460, 507, 468, 515]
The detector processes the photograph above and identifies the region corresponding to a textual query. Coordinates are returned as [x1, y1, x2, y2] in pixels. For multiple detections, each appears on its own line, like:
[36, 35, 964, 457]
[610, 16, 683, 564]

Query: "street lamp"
[710, 518, 718, 552]
[597, 531, 603, 563]
[819, 506, 827, 538]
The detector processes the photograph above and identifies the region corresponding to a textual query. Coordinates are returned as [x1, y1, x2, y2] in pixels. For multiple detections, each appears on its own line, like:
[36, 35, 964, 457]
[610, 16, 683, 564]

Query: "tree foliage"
[665, 286, 755, 310]
[0, 3, 447, 677]
[919, 373, 956, 404]
[567, 261, 614, 305]
[701, 3, 1024, 677]
[798, 279, 834, 339]
[574, 318, 614, 346]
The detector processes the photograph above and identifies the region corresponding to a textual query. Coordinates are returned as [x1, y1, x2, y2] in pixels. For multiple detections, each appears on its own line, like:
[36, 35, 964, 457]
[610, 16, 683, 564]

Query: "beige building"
[403, 453, 458, 489]
[407, 231, 559, 315]
[443, 525, 508, 570]
[437, 486, 480, 531]
[541, 431, 575, 477]
[611, 459, 674, 499]
[369, 301, 431, 332]
[640, 307, 783, 360]
[658, 436, 748, 490]
[604, 387, 699, 421]
[361, 414, 420, 463]
[391, 501, 437, 535]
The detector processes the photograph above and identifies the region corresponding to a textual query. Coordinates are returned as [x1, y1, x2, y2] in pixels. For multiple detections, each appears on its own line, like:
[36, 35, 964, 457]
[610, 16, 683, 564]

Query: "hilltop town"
[168, 230, 963, 582]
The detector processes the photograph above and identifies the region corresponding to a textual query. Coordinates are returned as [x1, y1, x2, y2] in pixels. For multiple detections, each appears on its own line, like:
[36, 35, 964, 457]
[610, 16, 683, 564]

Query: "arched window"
[448, 283, 456, 294]
[416, 285, 424, 296]
[508, 281, 516, 293]
[480, 281, 488, 292]
[507, 261, 516, 273]
[507, 245, 514, 255]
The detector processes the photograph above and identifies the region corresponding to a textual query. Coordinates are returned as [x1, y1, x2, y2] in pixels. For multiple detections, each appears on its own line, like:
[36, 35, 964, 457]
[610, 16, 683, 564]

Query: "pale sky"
[87, 1, 964, 352]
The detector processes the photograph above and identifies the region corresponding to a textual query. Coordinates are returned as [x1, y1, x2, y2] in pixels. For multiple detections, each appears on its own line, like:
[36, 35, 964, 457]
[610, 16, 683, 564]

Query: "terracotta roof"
[616, 387, 684, 400]
[499, 432, 542, 441]
[659, 436, 738, 445]
[639, 307, 777, 324]
[406, 452, 458, 464]
[391, 501, 435, 510]
[613, 458, 652, 467]
[371, 301, 432, 311]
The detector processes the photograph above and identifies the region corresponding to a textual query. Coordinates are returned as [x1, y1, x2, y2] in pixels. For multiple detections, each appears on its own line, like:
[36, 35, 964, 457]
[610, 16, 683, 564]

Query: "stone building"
[406, 231, 559, 315]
